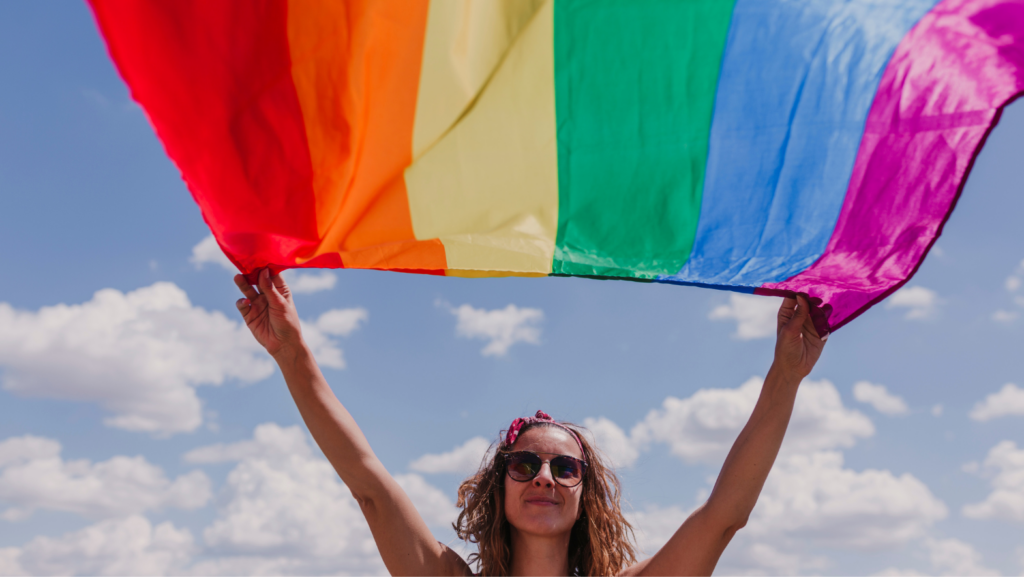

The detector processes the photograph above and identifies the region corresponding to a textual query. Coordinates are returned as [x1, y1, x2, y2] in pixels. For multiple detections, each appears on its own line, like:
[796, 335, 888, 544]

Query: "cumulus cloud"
[716, 540, 829, 575]
[962, 440, 1024, 521]
[0, 547, 22, 576]
[581, 417, 639, 469]
[0, 434, 210, 521]
[1004, 259, 1024, 292]
[3, 516, 195, 577]
[924, 538, 999, 576]
[853, 382, 909, 416]
[992, 260, 1024, 323]
[201, 453, 380, 566]
[992, 309, 1018, 323]
[450, 304, 543, 357]
[189, 423, 456, 575]
[873, 568, 926, 576]
[885, 286, 940, 320]
[632, 378, 874, 464]
[969, 383, 1024, 421]
[184, 423, 311, 464]
[746, 451, 948, 549]
[281, 270, 337, 294]
[640, 447, 945, 573]
[189, 235, 235, 272]
[0, 283, 274, 434]
[394, 473, 461, 528]
[409, 436, 493, 475]
[708, 294, 781, 340]
[626, 505, 688, 557]
[735, 542, 827, 575]
[299, 308, 369, 370]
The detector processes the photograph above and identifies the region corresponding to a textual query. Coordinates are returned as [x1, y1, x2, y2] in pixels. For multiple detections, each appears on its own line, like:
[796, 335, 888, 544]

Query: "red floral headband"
[505, 410, 586, 459]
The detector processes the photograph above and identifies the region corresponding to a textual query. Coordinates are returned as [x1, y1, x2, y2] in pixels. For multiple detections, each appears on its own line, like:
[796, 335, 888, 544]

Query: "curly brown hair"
[454, 420, 637, 575]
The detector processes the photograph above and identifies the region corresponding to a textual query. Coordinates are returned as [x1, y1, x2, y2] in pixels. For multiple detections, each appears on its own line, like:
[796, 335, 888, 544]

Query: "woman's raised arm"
[622, 295, 826, 576]
[234, 269, 470, 577]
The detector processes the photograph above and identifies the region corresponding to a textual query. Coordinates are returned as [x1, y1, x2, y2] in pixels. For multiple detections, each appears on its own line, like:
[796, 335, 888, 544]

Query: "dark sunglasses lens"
[550, 457, 583, 484]
[507, 453, 541, 481]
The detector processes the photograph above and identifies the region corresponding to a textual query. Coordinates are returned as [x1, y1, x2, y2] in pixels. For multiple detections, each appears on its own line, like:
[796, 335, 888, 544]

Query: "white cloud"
[718, 541, 829, 576]
[314, 308, 368, 337]
[197, 425, 384, 573]
[394, 473, 461, 528]
[581, 417, 639, 469]
[886, 286, 940, 320]
[708, 294, 780, 340]
[0, 283, 274, 435]
[931, 404, 943, 417]
[1004, 259, 1024, 292]
[626, 504, 688, 557]
[873, 568, 926, 576]
[962, 440, 1024, 522]
[853, 382, 909, 415]
[184, 423, 311, 464]
[281, 270, 337, 294]
[925, 538, 999, 576]
[969, 383, 1024, 421]
[298, 308, 368, 370]
[746, 451, 948, 549]
[741, 543, 827, 575]
[629, 506, 831, 575]
[0, 547, 23, 576]
[409, 436, 492, 475]
[189, 235, 235, 272]
[5, 516, 195, 577]
[632, 378, 874, 464]
[190, 423, 455, 575]
[992, 309, 1018, 323]
[0, 434, 210, 521]
[450, 304, 543, 357]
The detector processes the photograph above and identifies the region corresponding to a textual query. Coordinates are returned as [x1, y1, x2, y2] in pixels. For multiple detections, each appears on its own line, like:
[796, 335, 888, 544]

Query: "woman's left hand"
[773, 295, 827, 380]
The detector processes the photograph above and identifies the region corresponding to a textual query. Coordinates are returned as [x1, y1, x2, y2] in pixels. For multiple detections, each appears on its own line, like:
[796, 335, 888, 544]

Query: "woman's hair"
[454, 420, 637, 576]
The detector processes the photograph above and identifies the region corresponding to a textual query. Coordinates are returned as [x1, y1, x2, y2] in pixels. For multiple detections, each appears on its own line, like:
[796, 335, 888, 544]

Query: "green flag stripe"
[552, 0, 736, 278]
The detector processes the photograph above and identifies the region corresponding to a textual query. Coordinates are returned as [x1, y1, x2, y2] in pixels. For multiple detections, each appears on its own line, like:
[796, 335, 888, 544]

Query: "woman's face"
[504, 426, 584, 538]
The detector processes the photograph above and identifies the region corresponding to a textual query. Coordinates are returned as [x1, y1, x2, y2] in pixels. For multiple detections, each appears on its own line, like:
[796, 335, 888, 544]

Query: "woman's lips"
[524, 498, 559, 506]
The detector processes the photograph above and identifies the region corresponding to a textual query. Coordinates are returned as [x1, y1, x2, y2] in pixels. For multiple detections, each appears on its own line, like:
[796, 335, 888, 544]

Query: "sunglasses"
[503, 451, 588, 488]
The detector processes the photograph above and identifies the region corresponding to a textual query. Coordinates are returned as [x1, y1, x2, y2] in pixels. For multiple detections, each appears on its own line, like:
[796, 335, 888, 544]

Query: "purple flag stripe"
[758, 0, 1024, 334]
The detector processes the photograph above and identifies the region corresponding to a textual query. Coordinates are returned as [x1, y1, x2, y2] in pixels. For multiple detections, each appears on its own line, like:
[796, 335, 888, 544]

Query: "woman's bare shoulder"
[436, 541, 474, 576]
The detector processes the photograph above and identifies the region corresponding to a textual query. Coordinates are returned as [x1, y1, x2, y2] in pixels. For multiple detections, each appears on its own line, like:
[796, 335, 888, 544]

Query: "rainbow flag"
[89, 0, 1024, 333]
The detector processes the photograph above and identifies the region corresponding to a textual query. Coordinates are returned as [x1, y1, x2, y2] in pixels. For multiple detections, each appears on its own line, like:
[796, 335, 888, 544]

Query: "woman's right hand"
[234, 269, 303, 358]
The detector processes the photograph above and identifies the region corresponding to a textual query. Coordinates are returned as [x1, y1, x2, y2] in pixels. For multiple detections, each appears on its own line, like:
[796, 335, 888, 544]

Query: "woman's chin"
[510, 512, 575, 537]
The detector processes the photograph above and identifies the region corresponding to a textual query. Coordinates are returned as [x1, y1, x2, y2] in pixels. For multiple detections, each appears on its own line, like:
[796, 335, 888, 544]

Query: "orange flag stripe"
[286, 0, 446, 271]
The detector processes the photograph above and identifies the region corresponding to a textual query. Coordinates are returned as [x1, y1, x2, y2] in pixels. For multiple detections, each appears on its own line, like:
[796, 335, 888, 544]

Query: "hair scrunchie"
[505, 410, 586, 459]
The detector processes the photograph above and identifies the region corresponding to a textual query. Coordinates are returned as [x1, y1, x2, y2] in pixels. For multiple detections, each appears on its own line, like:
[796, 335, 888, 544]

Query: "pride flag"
[89, 0, 1024, 333]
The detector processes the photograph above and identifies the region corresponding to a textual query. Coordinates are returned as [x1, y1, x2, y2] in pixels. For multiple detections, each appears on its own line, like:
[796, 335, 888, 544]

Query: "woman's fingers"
[256, 269, 282, 303]
[800, 297, 822, 341]
[777, 296, 797, 332]
[794, 295, 810, 323]
[780, 296, 798, 314]
[234, 274, 260, 301]
[235, 297, 251, 318]
[270, 269, 288, 291]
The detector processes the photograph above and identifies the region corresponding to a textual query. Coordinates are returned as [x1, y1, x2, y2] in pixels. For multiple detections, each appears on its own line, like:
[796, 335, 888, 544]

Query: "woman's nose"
[532, 462, 555, 487]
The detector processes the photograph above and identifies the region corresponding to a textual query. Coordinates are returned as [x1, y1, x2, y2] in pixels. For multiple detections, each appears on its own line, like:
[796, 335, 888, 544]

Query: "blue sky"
[1, 2, 1023, 575]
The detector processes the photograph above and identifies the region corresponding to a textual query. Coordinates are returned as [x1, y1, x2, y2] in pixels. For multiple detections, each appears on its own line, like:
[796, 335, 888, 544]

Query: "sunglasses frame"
[502, 450, 588, 488]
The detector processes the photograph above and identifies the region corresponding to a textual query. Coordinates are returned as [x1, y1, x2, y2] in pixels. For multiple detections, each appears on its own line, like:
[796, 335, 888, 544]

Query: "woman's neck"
[509, 527, 572, 576]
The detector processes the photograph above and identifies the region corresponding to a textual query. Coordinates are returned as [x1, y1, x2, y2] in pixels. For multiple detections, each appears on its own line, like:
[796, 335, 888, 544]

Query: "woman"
[234, 269, 825, 576]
